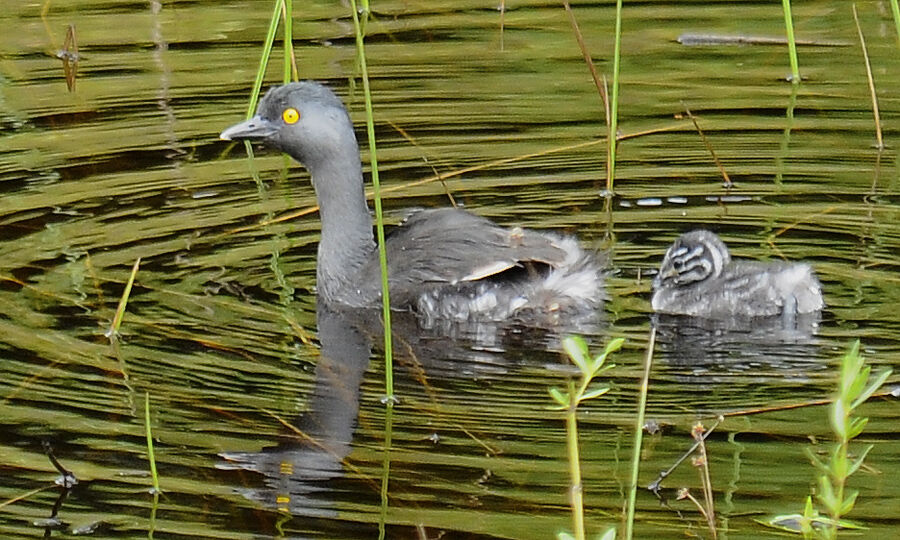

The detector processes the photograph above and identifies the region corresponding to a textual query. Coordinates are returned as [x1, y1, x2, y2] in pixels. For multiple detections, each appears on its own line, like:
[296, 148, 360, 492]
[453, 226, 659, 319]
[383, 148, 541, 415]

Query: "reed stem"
[890, 0, 900, 45]
[608, 0, 623, 193]
[106, 257, 140, 339]
[350, 0, 395, 401]
[282, 0, 294, 83]
[144, 392, 161, 493]
[247, 0, 283, 119]
[565, 379, 585, 540]
[852, 4, 884, 150]
[625, 326, 655, 540]
[781, 0, 801, 83]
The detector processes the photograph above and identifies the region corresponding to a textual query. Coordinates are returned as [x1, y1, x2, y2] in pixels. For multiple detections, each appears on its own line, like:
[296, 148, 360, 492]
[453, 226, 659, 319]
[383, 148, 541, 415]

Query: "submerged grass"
[607, 0, 623, 194]
[144, 391, 161, 494]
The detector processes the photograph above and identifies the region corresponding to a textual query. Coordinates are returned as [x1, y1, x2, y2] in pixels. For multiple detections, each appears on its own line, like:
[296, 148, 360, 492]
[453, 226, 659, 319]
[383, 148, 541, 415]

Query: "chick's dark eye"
[282, 107, 300, 124]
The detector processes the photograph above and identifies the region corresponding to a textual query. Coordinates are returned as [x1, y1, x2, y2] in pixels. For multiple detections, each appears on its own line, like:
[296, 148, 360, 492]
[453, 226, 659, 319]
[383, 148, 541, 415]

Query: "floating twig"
[56, 24, 79, 92]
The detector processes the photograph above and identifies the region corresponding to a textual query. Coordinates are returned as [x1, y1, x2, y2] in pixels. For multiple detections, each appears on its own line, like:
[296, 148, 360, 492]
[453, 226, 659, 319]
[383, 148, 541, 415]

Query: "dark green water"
[1, 1, 897, 538]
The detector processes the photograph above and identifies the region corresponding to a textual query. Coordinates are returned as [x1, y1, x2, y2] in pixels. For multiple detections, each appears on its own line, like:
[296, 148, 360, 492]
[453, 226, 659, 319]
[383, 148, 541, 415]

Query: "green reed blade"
[107, 257, 140, 338]
[350, 0, 394, 401]
[781, 0, 801, 83]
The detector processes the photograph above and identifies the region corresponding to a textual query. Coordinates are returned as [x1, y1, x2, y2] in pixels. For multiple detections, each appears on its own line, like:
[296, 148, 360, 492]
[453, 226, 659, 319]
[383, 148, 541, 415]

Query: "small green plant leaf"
[801, 495, 817, 536]
[594, 363, 616, 378]
[846, 339, 860, 359]
[839, 354, 859, 395]
[846, 365, 870, 403]
[563, 335, 591, 373]
[603, 337, 625, 357]
[597, 527, 617, 540]
[840, 489, 859, 515]
[804, 447, 828, 473]
[829, 445, 848, 479]
[549, 387, 571, 408]
[579, 385, 611, 402]
[850, 368, 893, 410]
[817, 475, 837, 513]
[847, 444, 874, 476]
[830, 398, 847, 439]
[846, 416, 869, 439]
[106, 257, 141, 338]
[556, 532, 576, 540]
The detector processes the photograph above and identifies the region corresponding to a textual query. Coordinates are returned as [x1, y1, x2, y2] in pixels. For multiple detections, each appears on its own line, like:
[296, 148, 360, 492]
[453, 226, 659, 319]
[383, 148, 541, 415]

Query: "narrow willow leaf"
[847, 444, 874, 476]
[549, 387, 571, 407]
[840, 490, 859, 515]
[851, 368, 893, 410]
[839, 344, 862, 394]
[830, 398, 847, 439]
[598, 527, 617, 540]
[562, 335, 590, 373]
[846, 416, 869, 439]
[829, 445, 848, 479]
[801, 495, 817, 536]
[596, 363, 615, 376]
[603, 337, 625, 357]
[579, 385, 611, 402]
[804, 447, 828, 473]
[846, 365, 870, 404]
[106, 257, 141, 338]
[817, 475, 838, 513]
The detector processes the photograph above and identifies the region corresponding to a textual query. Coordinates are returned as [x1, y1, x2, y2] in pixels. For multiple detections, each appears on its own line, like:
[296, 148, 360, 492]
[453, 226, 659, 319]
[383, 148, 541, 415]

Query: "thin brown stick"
[562, 1, 611, 186]
[387, 120, 457, 207]
[676, 488, 709, 521]
[692, 423, 717, 539]
[682, 104, 732, 187]
[648, 417, 722, 494]
[852, 4, 884, 150]
[562, 2, 609, 118]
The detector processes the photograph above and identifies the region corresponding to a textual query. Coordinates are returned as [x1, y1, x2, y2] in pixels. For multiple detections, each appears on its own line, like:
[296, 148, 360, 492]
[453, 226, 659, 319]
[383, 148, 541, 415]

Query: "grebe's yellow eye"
[282, 107, 300, 124]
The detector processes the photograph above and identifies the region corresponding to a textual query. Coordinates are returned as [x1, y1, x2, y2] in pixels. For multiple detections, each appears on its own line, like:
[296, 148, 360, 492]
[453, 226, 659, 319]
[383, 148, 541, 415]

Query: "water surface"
[1, 1, 898, 538]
